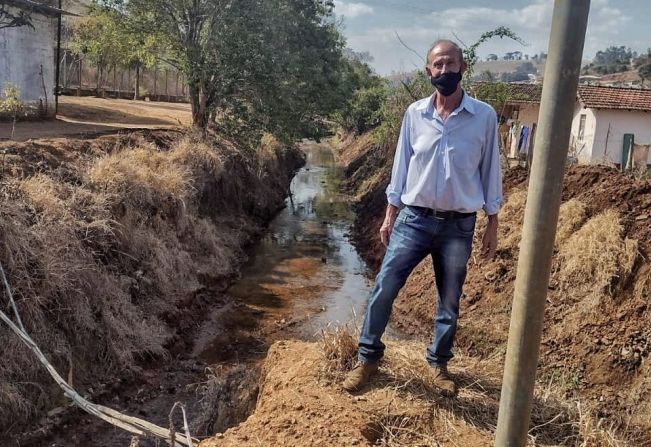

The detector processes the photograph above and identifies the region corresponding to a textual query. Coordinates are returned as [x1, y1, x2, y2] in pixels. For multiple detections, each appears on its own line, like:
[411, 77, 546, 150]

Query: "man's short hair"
[426, 39, 464, 65]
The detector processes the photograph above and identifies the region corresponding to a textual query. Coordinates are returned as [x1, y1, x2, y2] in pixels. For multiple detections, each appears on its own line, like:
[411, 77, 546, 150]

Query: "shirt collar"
[417, 90, 476, 116]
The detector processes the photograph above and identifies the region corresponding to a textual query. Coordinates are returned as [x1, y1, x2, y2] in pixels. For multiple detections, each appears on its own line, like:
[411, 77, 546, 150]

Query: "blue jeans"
[358, 206, 476, 367]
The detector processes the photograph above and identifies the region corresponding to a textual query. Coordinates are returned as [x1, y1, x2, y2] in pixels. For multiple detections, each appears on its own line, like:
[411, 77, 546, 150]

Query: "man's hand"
[481, 214, 499, 260]
[380, 205, 399, 247]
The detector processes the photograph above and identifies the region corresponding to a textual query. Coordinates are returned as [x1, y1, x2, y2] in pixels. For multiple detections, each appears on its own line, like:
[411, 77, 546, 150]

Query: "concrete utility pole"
[494, 1, 590, 446]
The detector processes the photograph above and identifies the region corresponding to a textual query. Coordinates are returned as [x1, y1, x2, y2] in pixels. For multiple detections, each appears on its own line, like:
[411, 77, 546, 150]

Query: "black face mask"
[430, 71, 462, 96]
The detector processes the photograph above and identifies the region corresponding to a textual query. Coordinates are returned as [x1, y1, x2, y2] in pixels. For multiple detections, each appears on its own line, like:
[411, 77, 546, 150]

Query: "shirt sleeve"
[480, 111, 503, 215]
[385, 110, 412, 208]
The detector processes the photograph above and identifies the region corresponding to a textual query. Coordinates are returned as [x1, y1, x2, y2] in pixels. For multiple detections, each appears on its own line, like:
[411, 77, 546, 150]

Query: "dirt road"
[0, 96, 192, 141]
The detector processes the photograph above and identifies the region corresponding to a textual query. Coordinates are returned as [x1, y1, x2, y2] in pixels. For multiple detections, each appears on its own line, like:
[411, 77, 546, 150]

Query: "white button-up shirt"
[386, 92, 503, 215]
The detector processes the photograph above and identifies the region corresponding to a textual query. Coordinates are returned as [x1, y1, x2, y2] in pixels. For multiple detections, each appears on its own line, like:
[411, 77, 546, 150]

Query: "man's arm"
[381, 110, 412, 246]
[480, 112, 503, 260]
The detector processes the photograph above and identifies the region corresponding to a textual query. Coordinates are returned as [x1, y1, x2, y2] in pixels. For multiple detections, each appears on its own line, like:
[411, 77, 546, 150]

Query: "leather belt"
[408, 205, 476, 220]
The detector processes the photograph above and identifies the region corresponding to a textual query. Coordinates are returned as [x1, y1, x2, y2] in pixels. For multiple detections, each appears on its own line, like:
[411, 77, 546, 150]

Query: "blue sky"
[333, 0, 650, 75]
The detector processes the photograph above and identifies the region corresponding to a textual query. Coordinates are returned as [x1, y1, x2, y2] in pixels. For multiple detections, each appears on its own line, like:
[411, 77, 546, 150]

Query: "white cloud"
[344, 0, 632, 75]
[333, 1, 374, 19]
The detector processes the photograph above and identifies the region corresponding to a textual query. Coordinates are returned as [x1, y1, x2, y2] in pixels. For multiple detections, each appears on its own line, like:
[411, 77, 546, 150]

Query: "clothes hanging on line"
[509, 122, 520, 158]
[518, 126, 530, 155]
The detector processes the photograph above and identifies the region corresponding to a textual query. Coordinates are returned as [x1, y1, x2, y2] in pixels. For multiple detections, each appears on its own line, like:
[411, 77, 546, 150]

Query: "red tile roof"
[474, 82, 651, 112]
[577, 85, 651, 111]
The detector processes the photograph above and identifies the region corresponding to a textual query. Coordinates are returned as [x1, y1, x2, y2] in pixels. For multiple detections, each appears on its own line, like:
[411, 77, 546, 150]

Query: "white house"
[492, 83, 651, 168]
[0, 0, 68, 117]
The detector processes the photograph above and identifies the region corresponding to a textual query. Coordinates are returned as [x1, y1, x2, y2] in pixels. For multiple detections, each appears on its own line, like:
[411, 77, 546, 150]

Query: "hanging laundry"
[518, 126, 530, 155]
[509, 122, 520, 158]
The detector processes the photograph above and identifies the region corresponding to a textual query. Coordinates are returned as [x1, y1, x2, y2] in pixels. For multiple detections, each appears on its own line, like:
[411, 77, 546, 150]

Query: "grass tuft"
[558, 209, 638, 296]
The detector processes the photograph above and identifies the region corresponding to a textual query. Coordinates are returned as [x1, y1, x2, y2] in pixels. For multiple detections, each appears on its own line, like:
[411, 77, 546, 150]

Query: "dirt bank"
[200, 334, 624, 446]
[0, 130, 304, 442]
[338, 133, 651, 444]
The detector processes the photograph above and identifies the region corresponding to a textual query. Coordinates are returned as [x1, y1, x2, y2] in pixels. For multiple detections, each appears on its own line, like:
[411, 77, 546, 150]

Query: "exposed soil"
[1, 129, 305, 446]
[339, 133, 651, 444]
[0, 96, 192, 141]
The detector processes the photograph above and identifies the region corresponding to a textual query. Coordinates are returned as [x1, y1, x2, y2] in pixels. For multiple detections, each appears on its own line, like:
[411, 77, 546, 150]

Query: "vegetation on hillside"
[633, 49, 651, 86]
[582, 45, 636, 75]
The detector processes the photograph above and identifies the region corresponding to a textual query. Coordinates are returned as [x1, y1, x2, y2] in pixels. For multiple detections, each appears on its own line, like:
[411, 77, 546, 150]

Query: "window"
[578, 114, 586, 141]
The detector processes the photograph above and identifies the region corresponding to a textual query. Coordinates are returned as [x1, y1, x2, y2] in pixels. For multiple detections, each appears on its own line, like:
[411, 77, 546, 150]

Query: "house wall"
[591, 109, 651, 165]
[517, 103, 540, 128]
[570, 104, 598, 163]
[0, 6, 56, 114]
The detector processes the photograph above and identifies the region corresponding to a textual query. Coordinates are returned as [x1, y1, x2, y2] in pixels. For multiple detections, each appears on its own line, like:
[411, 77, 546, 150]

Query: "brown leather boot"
[431, 364, 457, 397]
[342, 361, 379, 392]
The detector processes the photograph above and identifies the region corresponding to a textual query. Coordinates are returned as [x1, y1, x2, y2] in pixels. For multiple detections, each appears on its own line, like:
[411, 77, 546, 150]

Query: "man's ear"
[425, 66, 432, 77]
[460, 60, 468, 75]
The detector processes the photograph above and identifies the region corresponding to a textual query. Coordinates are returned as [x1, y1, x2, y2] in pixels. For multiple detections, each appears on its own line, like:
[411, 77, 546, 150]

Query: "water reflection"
[226, 140, 372, 336]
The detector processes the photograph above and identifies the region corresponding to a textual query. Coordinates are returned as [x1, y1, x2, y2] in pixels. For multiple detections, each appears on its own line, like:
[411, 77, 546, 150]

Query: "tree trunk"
[113, 64, 117, 95]
[134, 64, 140, 100]
[96, 64, 102, 97]
[189, 83, 208, 129]
[153, 67, 157, 98]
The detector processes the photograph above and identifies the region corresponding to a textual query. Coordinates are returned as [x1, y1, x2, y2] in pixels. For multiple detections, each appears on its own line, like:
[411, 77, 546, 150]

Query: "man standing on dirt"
[343, 39, 502, 396]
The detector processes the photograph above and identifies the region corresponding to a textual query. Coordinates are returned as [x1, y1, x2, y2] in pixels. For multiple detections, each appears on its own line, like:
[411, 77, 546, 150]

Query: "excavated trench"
[19, 139, 378, 446]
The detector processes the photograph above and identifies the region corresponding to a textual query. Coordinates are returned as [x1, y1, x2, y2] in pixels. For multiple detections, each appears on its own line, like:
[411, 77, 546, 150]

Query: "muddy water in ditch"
[194, 140, 375, 364]
[24, 140, 379, 447]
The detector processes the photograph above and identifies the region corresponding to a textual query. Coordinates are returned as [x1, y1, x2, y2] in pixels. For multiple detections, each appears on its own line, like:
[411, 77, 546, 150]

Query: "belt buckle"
[432, 209, 445, 220]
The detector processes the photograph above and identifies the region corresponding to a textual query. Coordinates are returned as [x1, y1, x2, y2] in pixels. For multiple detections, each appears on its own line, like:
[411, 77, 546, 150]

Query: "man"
[343, 39, 502, 396]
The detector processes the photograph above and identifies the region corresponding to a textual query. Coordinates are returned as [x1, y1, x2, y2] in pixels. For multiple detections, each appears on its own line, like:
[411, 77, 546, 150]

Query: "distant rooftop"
[475, 82, 651, 112]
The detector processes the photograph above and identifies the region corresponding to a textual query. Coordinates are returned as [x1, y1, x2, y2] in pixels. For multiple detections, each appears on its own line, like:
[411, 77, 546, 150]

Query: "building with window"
[482, 83, 651, 168]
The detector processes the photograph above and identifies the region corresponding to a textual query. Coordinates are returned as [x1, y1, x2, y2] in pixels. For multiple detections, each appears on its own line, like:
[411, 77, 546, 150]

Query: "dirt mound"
[0, 130, 303, 434]
[341, 135, 651, 444]
[200, 335, 623, 446]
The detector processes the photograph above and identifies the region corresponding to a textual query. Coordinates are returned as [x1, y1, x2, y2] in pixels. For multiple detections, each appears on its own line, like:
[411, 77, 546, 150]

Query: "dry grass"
[0, 131, 297, 429]
[556, 199, 588, 246]
[319, 326, 630, 446]
[558, 209, 639, 295]
[320, 325, 358, 379]
[498, 189, 528, 250]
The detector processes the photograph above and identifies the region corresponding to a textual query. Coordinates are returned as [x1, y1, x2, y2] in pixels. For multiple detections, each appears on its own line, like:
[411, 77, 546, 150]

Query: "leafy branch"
[461, 26, 527, 81]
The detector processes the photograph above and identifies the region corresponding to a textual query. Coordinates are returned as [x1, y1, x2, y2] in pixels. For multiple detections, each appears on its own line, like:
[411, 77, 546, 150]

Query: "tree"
[123, 0, 346, 140]
[69, 7, 125, 95]
[584, 45, 634, 75]
[639, 64, 651, 87]
[333, 55, 386, 134]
